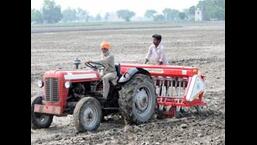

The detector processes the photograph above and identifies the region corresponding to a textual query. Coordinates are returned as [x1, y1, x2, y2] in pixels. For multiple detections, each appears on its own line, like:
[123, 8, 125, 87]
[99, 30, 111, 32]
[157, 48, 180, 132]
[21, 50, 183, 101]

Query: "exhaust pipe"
[73, 58, 81, 69]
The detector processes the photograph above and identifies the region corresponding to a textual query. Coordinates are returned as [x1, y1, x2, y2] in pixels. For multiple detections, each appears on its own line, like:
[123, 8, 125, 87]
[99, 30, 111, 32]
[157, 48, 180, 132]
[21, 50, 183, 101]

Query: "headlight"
[65, 81, 71, 88]
[37, 80, 44, 88]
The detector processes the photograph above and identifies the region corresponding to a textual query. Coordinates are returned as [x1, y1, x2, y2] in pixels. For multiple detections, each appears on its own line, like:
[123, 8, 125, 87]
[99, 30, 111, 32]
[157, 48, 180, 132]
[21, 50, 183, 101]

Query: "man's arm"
[158, 46, 165, 65]
[94, 59, 104, 64]
[145, 46, 152, 64]
[94, 55, 112, 65]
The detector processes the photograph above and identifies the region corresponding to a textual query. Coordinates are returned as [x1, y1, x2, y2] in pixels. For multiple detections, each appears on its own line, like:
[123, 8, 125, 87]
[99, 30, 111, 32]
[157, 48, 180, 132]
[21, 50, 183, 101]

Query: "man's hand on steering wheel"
[84, 61, 105, 70]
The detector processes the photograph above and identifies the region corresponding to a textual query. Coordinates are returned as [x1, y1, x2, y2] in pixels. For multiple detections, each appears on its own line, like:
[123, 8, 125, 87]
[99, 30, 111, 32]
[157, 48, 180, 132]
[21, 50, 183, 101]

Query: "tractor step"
[103, 107, 119, 110]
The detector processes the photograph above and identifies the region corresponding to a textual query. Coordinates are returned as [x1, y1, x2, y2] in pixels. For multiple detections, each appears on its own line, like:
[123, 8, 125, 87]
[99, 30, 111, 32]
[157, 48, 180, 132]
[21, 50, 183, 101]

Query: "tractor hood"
[43, 70, 101, 82]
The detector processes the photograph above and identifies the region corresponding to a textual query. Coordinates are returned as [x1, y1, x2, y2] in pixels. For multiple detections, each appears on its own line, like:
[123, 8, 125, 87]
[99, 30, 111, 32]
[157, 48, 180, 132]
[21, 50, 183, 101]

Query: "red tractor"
[31, 59, 206, 132]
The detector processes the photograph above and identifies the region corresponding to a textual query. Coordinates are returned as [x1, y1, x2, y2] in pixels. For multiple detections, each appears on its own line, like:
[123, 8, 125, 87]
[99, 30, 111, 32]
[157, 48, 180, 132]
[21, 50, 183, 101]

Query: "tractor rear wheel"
[73, 97, 102, 132]
[119, 74, 157, 124]
[31, 96, 53, 129]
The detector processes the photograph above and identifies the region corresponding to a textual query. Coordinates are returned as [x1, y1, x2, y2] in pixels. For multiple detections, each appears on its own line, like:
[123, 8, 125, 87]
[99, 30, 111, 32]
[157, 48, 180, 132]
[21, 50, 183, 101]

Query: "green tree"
[95, 14, 102, 21]
[76, 8, 89, 22]
[179, 12, 186, 20]
[144, 9, 157, 19]
[42, 0, 62, 23]
[183, 6, 196, 21]
[31, 9, 42, 23]
[189, 6, 196, 15]
[104, 12, 110, 21]
[117, 10, 135, 22]
[62, 8, 77, 22]
[153, 14, 165, 22]
[197, 0, 225, 20]
[162, 8, 180, 21]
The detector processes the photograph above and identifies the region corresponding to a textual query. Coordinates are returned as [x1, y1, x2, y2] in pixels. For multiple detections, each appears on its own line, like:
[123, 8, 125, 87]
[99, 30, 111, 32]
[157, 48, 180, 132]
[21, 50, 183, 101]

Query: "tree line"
[32, 0, 224, 24]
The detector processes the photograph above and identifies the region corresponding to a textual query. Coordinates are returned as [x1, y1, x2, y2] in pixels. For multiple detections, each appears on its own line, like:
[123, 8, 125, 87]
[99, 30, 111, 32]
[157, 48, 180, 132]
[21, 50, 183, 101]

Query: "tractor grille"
[45, 78, 59, 102]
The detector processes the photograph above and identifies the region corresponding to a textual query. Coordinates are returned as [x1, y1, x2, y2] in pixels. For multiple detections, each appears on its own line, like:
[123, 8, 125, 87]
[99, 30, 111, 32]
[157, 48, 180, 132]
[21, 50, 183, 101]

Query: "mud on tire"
[119, 73, 157, 124]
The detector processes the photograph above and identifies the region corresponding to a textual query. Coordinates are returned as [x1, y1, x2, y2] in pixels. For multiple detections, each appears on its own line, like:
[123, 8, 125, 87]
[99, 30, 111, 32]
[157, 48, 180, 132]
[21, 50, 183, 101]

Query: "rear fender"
[118, 68, 150, 84]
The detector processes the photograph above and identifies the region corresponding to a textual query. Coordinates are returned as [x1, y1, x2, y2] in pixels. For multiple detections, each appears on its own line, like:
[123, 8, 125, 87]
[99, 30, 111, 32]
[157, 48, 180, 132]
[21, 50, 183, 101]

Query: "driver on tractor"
[86, 40, 117, 99]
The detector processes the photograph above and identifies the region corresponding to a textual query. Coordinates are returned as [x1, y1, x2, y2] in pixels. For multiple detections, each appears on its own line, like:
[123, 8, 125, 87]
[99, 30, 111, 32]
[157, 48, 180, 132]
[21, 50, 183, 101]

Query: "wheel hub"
[82, 107, 95, 126]
[35, 113, 48, 123]
[135, 88, 149, 112]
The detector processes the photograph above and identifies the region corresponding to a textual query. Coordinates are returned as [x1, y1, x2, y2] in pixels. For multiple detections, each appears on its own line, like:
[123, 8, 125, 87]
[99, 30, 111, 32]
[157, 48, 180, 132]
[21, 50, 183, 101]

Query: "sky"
[31, 0, 200, 17]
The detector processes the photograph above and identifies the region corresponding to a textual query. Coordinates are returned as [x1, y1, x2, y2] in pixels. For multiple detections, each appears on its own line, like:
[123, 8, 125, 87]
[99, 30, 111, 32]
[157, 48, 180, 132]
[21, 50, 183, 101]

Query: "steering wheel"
[85, 62, 105, 70]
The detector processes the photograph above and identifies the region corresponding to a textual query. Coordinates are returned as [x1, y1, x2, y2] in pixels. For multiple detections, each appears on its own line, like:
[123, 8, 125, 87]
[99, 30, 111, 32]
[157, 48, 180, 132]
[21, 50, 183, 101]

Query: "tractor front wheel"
[31, 96, 53, 129]
[73, 97, 102, 132]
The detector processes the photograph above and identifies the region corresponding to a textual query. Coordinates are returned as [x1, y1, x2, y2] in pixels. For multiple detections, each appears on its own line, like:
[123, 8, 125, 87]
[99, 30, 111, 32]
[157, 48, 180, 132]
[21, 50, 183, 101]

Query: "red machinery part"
[120, 63, 206, 118]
